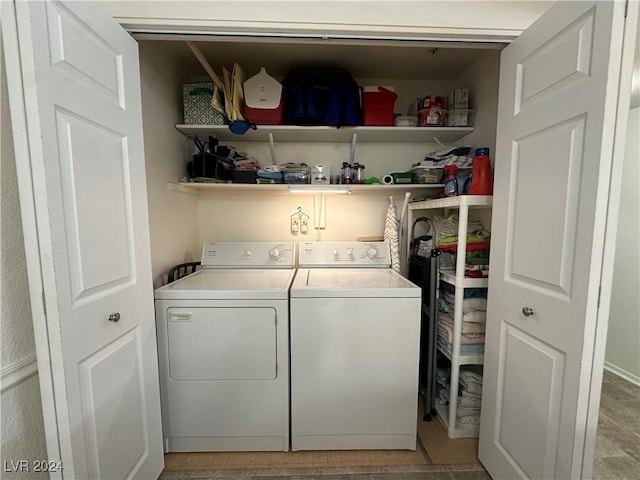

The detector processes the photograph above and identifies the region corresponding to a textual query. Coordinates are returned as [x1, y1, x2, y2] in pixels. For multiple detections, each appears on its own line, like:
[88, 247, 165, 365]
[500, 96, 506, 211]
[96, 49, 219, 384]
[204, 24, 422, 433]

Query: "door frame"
[581, 1, 639, 477]
[2, 2, 69, 477]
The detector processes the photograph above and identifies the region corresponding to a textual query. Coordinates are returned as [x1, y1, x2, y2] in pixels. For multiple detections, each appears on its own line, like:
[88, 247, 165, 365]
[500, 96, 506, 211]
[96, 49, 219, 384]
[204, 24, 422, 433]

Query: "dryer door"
[167, 307, 277, 380]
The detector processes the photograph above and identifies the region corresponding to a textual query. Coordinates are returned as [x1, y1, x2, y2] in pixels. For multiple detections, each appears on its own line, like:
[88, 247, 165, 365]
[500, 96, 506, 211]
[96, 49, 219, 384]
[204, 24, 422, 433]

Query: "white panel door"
[2, 1, 163, 478]
[479, 2, 633, 479]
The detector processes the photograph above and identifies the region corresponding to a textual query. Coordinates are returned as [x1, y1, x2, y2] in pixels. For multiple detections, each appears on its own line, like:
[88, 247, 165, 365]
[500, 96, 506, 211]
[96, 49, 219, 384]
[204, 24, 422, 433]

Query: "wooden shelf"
[437, 342, 485, 366]
[176, 124, 474, 144]
[409, 195, 493, 210]
[168, 181, 444, 196]
[439, 271, 489, 288]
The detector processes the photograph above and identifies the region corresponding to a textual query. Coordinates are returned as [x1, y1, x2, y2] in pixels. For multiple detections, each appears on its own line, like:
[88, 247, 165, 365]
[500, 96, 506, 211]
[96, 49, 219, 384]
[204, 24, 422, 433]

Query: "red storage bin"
[243, 67, 284, 125]
[362, 86, 397, 126]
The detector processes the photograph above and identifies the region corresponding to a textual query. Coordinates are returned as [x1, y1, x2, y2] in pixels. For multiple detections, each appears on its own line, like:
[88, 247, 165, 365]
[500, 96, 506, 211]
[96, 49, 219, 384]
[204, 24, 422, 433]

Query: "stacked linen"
[438, 313, 484, 347]
[457, 369, 483, 425]
[433, 214, 484, 245]
[257, 164, 283, 183]
[434, 368, 484, 426]
[437, 284, 487, 354]
[433, 215, 490, 277]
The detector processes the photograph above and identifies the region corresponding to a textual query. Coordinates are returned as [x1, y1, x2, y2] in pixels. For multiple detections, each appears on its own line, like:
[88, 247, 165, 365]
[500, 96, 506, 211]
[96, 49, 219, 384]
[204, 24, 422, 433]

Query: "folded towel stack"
[433, 215, 490, 278]
[435, 368, 484, 426]
[437, 284, 487, 354]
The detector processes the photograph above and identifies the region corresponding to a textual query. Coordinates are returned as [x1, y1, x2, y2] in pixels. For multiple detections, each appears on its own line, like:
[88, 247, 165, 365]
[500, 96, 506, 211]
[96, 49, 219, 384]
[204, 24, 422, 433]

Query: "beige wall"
[0, 33, 49, 479]
[138, 42, 201, 287]
[603, 19, 640, 385]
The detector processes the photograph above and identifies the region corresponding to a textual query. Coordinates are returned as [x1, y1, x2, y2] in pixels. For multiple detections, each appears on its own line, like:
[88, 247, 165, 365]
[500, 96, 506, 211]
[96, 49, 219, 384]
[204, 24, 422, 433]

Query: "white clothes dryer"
[154, 242, 295, 452]
[290, 241, 421, 451]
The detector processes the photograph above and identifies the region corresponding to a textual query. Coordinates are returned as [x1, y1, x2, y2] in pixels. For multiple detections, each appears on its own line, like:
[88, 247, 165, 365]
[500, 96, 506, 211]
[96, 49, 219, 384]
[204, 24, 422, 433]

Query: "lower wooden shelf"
[168, 181, 444, 196]
[437, 342, 485, 366]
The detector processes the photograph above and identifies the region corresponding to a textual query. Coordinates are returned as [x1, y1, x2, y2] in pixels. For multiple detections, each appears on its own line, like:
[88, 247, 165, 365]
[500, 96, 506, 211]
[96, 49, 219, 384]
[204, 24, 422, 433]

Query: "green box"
[391, 172, 414, 184]
[182, 82, 226, 125]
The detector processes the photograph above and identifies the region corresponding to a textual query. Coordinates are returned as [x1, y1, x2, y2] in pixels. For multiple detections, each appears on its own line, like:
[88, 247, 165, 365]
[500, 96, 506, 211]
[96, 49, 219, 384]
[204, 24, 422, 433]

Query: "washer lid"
[290, 268, 420, 298]
[154, 269, 295, 300]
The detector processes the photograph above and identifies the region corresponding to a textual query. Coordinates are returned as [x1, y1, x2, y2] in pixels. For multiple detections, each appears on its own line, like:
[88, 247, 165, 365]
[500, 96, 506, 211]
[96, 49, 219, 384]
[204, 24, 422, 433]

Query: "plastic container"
[409, 166, 443, 184]
[341, 162, 352, 184]
[445, 109, 475, 127]
[443, 165, 459, 197]
[394, 115, 418, 127]
[283, 165, 310, 184]
[243, 67, 284, 125]
[390, 172, 414, 184]
[352, 163, 366, 183]
[417, 95, 447, 126]
[362, 86, 398, 126]
[468, 148, 494, 195]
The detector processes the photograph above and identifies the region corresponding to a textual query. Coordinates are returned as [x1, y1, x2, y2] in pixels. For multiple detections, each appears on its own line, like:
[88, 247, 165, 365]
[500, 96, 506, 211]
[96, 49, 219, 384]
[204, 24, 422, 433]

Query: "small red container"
[362, 86, 398, 126]
[418, 95, 447, 126]
[243, 100, 284, 125]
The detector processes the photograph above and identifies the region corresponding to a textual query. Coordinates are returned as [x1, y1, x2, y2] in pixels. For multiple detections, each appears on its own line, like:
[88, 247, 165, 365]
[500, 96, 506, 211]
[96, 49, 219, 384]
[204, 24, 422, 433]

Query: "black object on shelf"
[167, 262, 201, 284]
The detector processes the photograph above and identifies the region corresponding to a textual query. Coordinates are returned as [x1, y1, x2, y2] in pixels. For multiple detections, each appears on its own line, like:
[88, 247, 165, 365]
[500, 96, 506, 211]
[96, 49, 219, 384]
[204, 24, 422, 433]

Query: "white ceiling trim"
[118, 19, 519, 44]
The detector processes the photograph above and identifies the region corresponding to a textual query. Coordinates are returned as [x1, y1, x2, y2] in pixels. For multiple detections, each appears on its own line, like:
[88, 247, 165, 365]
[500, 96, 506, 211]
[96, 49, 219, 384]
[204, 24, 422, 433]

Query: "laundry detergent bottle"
[442, 165, 459, 197]
[468, 147, 494, 195]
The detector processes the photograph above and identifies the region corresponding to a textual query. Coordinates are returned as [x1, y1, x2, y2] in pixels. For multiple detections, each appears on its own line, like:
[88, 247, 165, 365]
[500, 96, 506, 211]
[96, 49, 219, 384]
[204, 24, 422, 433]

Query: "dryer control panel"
[201, 242, 295, 268]
[299, 241, 390, 268]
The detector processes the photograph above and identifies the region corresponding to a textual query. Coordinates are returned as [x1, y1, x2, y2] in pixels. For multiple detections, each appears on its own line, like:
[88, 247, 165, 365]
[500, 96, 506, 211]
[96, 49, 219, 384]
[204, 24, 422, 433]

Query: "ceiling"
[142, 37, 502, 81]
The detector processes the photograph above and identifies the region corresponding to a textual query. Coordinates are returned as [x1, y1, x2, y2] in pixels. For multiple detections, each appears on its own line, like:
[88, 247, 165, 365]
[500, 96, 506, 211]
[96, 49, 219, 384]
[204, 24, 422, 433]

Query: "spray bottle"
[443, 165, 459, 197]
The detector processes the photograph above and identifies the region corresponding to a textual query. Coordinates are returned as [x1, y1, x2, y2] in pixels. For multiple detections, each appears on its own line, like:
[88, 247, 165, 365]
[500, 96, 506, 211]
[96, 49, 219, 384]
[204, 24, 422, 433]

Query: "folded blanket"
[438, 387, 482, 407]
[439, 314, 486, 334]
[459, 395, 482, 408]
[460, 370, 483, 384]
[433, 215, 484, 243]
[441, 284, 488, 299]
[440, 295, 487, 314]
[457, 415, 481, 425]
[438, 340, 485, 354]
[438, 323, 485, 344]
[460, 380, 483, 395]
[437, 231, 490, 247]
[438, 240, 490, 252]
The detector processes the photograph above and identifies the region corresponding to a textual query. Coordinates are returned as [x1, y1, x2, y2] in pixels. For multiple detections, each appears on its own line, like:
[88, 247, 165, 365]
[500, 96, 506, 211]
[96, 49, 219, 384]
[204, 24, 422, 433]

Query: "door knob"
[522, 307, 534, 317]
[108, 312, 121, 323]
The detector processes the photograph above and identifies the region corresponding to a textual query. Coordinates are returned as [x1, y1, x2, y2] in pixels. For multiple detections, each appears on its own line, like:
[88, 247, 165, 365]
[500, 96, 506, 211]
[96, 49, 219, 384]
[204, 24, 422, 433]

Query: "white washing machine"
[154, 242, 295, 452]
[290, 241, 422, 451]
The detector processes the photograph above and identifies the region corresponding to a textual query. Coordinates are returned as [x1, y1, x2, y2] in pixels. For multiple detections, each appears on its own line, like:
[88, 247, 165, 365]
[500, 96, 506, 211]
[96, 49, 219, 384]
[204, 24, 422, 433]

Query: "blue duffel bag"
[282, 67, 360, 127]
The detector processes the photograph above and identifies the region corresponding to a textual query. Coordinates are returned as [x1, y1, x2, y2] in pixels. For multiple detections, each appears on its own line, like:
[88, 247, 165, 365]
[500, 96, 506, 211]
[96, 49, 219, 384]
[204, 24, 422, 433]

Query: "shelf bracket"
[268, 132, 277, 165]
[314, 193, 327, 230]
[349, 133, 357, 165]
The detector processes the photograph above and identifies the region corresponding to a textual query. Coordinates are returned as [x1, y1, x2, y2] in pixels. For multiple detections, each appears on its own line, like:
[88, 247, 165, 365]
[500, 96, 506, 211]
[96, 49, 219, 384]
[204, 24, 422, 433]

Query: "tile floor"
[162, 449, 428, 471]
[159, 370, 638, 479]
[593, 370, 640, 480]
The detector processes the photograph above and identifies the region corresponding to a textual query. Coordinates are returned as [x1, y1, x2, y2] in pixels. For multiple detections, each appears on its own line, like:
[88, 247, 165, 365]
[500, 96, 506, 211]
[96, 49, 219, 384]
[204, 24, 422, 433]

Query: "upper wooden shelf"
[176, 124, 474, 144]
[409, 195, 493, 210]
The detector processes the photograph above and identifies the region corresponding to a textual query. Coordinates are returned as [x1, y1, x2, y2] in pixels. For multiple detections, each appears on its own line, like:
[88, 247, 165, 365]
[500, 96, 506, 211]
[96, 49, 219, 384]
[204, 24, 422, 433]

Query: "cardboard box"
[182, 82, 226, 125]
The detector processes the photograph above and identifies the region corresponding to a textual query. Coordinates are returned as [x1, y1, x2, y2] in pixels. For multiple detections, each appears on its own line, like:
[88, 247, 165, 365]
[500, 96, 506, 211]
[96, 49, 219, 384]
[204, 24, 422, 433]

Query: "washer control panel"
[299, 241, 390, 267]
[201, 242, 295, 268]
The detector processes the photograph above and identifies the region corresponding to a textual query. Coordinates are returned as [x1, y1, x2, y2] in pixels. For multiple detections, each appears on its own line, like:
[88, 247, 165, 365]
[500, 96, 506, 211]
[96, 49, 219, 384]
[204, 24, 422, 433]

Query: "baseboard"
[604, 361, 640, 387]
[0, 353, 38, 394]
